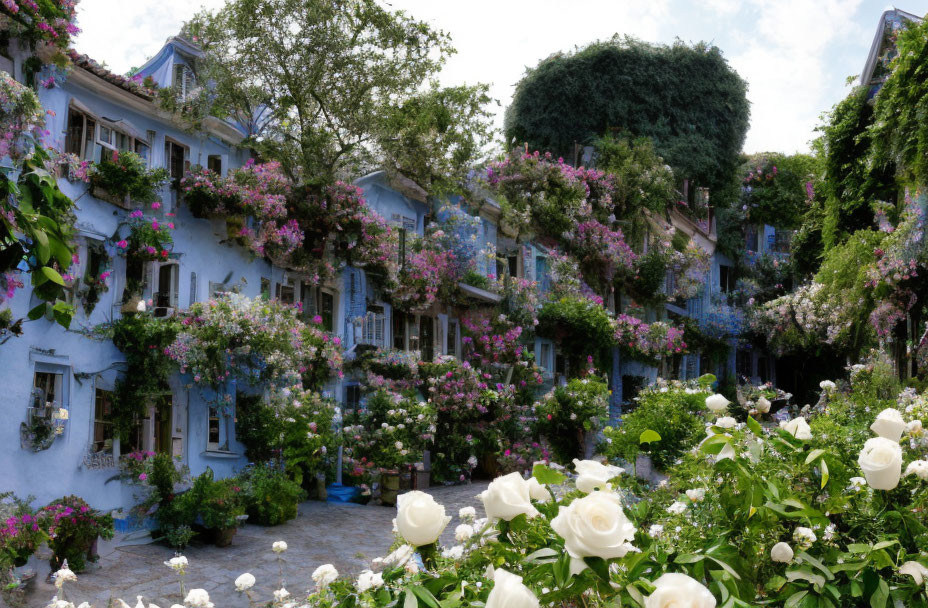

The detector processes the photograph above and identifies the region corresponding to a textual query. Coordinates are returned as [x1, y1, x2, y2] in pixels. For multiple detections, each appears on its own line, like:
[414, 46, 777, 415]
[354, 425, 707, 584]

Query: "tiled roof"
[67, 50, 157, 100]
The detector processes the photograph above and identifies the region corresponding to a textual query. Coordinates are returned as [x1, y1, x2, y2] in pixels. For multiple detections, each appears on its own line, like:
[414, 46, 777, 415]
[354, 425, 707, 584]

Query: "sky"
[73, 0, 928, 155]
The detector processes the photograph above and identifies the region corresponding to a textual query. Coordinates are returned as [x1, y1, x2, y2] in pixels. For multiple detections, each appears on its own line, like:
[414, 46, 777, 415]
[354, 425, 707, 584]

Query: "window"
[536, 256, 549, 292]
[447, 320, 458, 358]
[188, 272, 198, 307]
[93, 387, 114, 453]
[393, 312, 407, 351]
[260, 277, 271, 299]
[165, 139, 189, 187]
[745, 225, 758, 252]
[173, 64, 197, 102]
[303, 285, 334, 332]
[540, 342, 552, 371]
[34, 370, 64, 407]
[153, 262, 179, 317]
[345, 385, 361, 412]
[420, 316, 434, 362]
[65, 105, 96, 161]
[134, 131, 154, 165]
[719, 265, 732, 293]
[207, 155, 222, 175]
[276, 276, 296, 305]
[208, 407, 221, 450]
[97, 123, 115, 150]
[507, 254, 519, 278]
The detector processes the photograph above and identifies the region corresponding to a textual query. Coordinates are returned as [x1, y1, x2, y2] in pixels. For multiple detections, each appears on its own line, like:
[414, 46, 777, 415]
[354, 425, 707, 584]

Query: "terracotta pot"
[213, 527, 237, 548]
[381, 472, 400, 506]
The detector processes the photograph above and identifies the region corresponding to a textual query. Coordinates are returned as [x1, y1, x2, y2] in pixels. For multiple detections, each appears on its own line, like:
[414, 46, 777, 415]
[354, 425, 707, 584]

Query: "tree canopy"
[504, 36, 750, 201]
[185, 0, 494, 187]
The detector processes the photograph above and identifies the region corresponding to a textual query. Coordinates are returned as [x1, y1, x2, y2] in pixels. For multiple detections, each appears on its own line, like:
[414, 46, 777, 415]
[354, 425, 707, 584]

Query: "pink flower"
[116, 240, 128, 248]
[151, 201, 161, 210]
[138, 473, 147, 481]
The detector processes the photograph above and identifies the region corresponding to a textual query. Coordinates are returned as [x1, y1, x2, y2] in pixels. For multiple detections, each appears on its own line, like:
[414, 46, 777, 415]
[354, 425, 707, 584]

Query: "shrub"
[241, 464, 304, 526]
[537, 295, 616, 372]
[601, 379, 710, 470]
[0, 494, 45, 567]
[190, 469, 246, 530]
[146, 453, 196, 548]
[38, 496, 114, 572]
[534, 375, 610, 463]
[90, 150, 169, 204]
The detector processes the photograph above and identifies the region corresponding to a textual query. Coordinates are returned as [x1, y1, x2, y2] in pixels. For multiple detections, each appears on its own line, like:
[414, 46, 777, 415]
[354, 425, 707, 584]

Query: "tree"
[504, 36, 749, 202]
[186, 0, 492, 186]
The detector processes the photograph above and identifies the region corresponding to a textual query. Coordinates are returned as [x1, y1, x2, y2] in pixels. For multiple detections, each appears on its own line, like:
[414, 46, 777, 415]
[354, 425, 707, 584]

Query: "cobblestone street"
[27, 483, 489, 608]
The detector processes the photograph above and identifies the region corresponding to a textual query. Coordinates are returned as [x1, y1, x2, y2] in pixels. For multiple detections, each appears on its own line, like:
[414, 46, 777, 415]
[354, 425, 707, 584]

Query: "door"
[153, 394, 173, 455]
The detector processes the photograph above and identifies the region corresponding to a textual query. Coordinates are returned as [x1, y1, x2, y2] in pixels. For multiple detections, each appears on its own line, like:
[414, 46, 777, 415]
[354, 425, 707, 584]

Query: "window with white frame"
[152, 261, 179, 317]
[93, 385, 115, 454]
[173, 64, 197, 102]
[33, 368, 66, 409]
[447, 319, 459, 358]
[165, 138, 189, 187]
[65, 105, 96, 161]
[540, 342, 553, 372]
[275, 275, 297, 305]
[303, 285, 335, 332]
[207, 404, 233, 452]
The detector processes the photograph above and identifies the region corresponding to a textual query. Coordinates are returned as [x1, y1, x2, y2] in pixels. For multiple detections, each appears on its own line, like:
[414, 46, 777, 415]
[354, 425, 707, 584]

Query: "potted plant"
[89, 150, 169, 207]
[38, 496, 114, 572]
[191, 470, 246, 547]
[240, 464, 304, 526]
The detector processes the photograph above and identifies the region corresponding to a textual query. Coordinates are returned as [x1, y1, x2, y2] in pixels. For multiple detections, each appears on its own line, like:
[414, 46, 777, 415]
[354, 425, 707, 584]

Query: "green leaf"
[784, 590, 808, 608]
[408, 586, 440, 608]
[27, 303, 46, 321]
[524, 548, 558, 563]
[746, 415, 763, 437]
[584, 557, 611, 584]
[674, 554, 706, 564]
[804, 449, 826, 465]
[40, 266, 65, 286]
[707, 555, 741, 581]
[533, 463, 567, 486]
[639, 429, 661, 444]
[797, 551, 834, 581]
[820, 459, 829, 490]
[869, 578, 889, 608]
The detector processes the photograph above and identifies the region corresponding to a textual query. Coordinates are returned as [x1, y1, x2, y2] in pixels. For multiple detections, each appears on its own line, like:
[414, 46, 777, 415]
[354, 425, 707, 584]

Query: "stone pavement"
[28, 482, 489, 608]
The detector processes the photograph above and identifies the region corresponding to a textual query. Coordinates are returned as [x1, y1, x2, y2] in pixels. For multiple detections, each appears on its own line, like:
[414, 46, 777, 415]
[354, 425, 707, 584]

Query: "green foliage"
[39, 496, 114, 572]
[186, 0, 472, 184]
[1, 144, 77, 332]
[593, 135, 676, 224]
[740, 153, 819, 229]
[537, 296, 615, 373]
[278, 391, 339, 486]
[233, 392, 282, 462]
[189, 469, 246, 530]
[90, 151, 169, 204]
[240, 463, 304, 526]
[817, 86, 896, 249]
[378, 83, 496, 193]
[601, 380, 708, 469]
[535, 376, 610, 463]
[505, 36, 749, 199]
[147, 454, 197, 548]
[870, 17, 928, 190]
[108, 315, 180, 440]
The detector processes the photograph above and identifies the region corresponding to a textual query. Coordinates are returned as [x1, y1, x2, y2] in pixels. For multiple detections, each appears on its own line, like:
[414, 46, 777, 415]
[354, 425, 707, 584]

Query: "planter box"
[90, 185, 131, 209]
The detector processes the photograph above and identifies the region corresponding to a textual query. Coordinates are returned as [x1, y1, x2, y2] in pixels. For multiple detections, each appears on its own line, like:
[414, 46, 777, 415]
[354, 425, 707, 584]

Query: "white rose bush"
[39, 370, 928, 608]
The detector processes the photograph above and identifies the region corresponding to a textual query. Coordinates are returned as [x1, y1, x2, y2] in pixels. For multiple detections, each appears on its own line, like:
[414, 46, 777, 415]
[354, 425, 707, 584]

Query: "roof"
[67, 50, 156, 100]
[859, 7, 923, 88]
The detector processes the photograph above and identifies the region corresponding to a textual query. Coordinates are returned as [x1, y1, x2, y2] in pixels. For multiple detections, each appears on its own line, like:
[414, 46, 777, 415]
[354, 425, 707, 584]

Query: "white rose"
[780, 417, 812, 440]
[819, 380, 835, 391]
[486, 568, 539, 608]
[272, 540, 287, 553]
[900, 561, 928, 586]
[183, 590, 213, 608]
[715, 417, 736, 429]
[716, 442, 736, 462]
[644, 572, 716, 608]
[479, 473, 539, 521]
[234, 573, 255, 591]
[848, 476, 867, 491]
[526, 477, 552, 502]
[54, 568, 77, 588]
[905, 460, 928, 480]
[356, 570, 383, 592]
[705, 394, 730, 413]
[454, 523, 474, 542]
[667, 501, 688, 515]
[458, 506, 476, 521]
[793, 526, 817, 549]
[395, 491, 450, 546]
[441, 545, 464, 560]
[907, 419, 923, 436]
[374, 544, 414, 571]
[311, 564, 338, 589]
[755, 396, 771, 413]
[550, 491, 636, 575]
[648, 524, 664, 538]
[770, 542, 793, 563]
[272, 588, 289, 602]
[573, 459, 624, 493]
[685, 488, 705, 503]
[858, 437, 903, 490]
[871, 408, 906, 442]
[164, 556, 187, 572]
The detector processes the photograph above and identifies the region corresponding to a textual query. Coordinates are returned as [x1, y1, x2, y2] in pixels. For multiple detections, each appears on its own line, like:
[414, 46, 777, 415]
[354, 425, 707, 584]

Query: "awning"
[68, 97, 98, 119]
[100, 116, 147, 142]
[457, 282, 502, 304]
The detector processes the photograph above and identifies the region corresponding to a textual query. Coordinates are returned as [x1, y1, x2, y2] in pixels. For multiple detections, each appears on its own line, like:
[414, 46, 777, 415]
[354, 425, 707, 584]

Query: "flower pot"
[381, 472, 401, 506]
[635, 453, 653, 480]
[213, 527, 237, 548]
